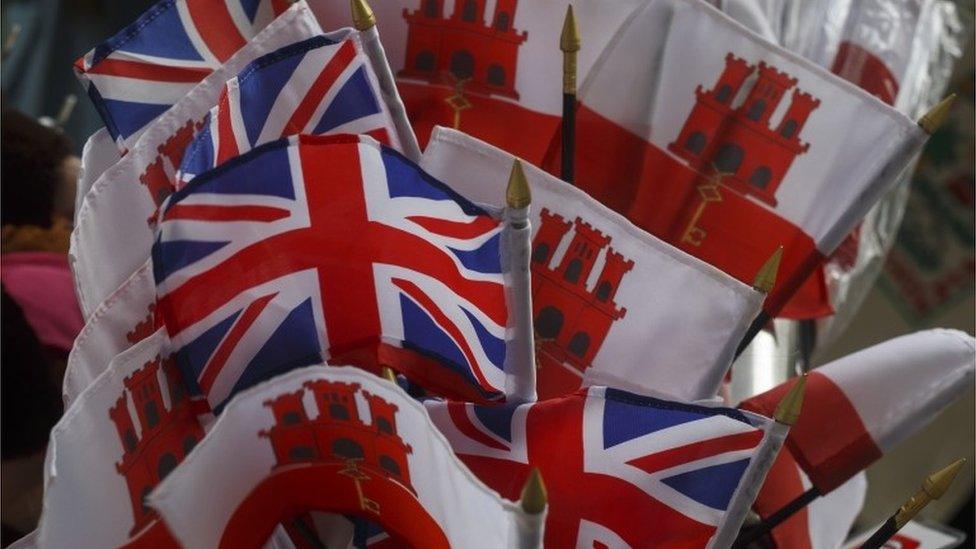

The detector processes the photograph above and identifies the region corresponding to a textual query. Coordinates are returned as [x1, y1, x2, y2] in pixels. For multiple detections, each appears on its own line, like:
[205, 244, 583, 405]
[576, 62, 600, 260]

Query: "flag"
[36, 330, 197, 547]
[153, 134, 510, 410]
[74, 0, 293, 151]
[426, 385, 778, 547]
[740, 329, 975, 493]
[150, 365, 534, 548]
[558, 0, 927, 320]
[75, 129, 122, 222]
[307, 0, 645, 163]
[421, 126, 763, 401]
[175, 33, 408, 184]
[62, 261, 156, 405]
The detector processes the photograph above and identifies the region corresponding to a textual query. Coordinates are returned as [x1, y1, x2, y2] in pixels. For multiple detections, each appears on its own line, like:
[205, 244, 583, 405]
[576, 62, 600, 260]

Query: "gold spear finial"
[520, 468, 548, 515]
[752, 246, 783, 293]
[917, 94, 956, 134]
[350, 0, 376, 31]
[380, 366, 397, 383]
[560, 5, 581, 95]
[894, 458, 966, 528]
[773, 374, 807, 425]
[507, 159, 531, 209]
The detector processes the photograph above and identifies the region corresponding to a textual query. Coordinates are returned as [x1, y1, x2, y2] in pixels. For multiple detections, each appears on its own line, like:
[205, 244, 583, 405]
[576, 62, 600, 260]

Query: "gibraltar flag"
[150, 366, 535, 548]
[562, 0, 927, 319]
[36, 330, 197, 548]
[740, 329, 975, 493]
[307, 0, 644, 162]
[421, 127, 763, 401]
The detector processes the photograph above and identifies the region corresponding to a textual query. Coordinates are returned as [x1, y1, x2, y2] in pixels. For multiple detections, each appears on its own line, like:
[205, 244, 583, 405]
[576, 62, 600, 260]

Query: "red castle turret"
[531, 208, 633, 397]
[109, 356, 204, 537]
[260, 380, 415, 495]
[668, 53, 820, 206]
[399, 0, 527, 99]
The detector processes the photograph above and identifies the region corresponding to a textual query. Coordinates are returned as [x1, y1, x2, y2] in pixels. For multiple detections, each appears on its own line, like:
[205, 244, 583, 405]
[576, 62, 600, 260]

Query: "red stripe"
[283, 40, 357, 134]
[198, 292, 277, 392]
[365, 127, 391, 146]
[84, 58, 212, 82]
[447, 403, 509, 451]
[406, 215, 499, 240]
[215, 91, 239, 164]
[184, 0, 247, 62]
[165, 204, 290, 223]
[625, 429, 764, 475]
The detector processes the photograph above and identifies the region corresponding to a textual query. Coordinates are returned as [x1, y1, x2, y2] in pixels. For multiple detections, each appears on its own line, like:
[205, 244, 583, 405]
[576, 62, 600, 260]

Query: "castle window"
[780, 119, 798, 138]
[450, 50, 474, 79]
[535, 306, 564, 340]
[487, 64, 506, 86]
[749, 167, 772, 190]
[563, 258, 583, 283]
[595, 281, 613, 302]
[713, 144, 743, 174]
[289, 445, 316, 461]
[283, 411, 303, 425]
[495, 12, 510, 31]
[376, 416, 394, 435]
[424, 0, 439, 17]
[183, 435, 197, 455]
[461, 0, 477, 22]
[123, 429, 138, 452]
[532, 243, 550, 264]
[568, 332, 591, 358]
[684, 132, 706, 154]
[746, 99, 766, 121]
[157, 453, 178, 480]
[144, 401, 160, 429]
[715, 84, 733, 104]
[169, 380, 185, 405]
[415, 51, 436, 72]
[380, 455, 402, 477]
[329, 403, 350, 420]
[333, 438, 365, 460]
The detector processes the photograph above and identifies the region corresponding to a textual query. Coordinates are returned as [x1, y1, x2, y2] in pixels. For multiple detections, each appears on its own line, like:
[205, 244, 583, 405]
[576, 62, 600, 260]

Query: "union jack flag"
[152, 134, 510, 411]
[74, 0, 291, 151]
[426, 386, 774, 547]
[176, 33, 401, 186]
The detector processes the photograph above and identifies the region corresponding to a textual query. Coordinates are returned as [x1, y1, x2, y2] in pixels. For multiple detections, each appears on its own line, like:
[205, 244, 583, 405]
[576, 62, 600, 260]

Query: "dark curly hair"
[1, 109, 74, 228]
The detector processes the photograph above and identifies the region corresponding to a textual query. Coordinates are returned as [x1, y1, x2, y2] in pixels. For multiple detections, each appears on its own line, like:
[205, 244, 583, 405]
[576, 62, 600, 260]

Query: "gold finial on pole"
[773, 374, 807, 425]
[380, 367, 397, 383]
[560, 5, 580, 95]
[917, 94, 955, 134]
[350, 0, 376, 31]
[506, 160, 531, 209]
[752, 246, 783, 294]
[894, 458, 966, 528]
[519, 468, 547, 515]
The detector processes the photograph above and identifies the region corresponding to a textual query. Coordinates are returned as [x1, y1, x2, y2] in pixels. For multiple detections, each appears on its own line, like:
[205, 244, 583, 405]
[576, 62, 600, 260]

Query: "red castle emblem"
[109, 356, 205, 539]
[668, 53, 820, 206]
[530, 208, 633, 399]
[400, 0, 527, 99]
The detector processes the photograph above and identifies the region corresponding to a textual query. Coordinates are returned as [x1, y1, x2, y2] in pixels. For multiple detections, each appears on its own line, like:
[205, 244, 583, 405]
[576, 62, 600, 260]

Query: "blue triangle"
[661, 458, 751, 511]
[175, 307, 242, 392]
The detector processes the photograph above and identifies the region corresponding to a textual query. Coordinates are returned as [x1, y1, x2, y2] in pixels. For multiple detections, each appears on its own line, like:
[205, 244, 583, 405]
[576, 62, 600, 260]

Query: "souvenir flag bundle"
[23, 0, 975, 547]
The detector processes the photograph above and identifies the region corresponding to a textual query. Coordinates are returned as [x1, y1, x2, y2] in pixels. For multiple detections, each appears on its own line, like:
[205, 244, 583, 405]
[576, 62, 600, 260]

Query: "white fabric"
[75, 129, 121, 223]
[819, 329, 975, 451]
[421, 127, 763, 401]
[70, 2, 324, 317]
[62, 260, 155, 406]
[806, 470, 867, 549]
[150, 366, 530, 548]
[580, 0, 927, 252]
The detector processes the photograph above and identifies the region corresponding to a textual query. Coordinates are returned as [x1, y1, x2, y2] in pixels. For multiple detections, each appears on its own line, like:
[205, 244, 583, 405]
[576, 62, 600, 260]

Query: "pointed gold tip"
[752, 246, 783, 293]
[381, 367, 397, 383]
[506, 160, 531, 209]
[773, 374, 807, 425]
[520, 468, 547, 514]
[350, 0, 376, 31]
[923, 458, 966, 499]
[560, 5, 581, 53]
[918, 94, 956, 134]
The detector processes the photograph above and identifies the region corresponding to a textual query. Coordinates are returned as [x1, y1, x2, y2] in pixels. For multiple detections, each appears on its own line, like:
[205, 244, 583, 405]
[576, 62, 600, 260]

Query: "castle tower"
[363, 391, 414, 491]
[591, 248, 634, 314]
[262, 390, 319, 465]
[451, 0, 487, 23]
[738, 62, 797, 127]
[554, 219, 611, 289]
[709, 53, 754, 106]
[775, 89, 820, 147]
[531, 208, 572, 270]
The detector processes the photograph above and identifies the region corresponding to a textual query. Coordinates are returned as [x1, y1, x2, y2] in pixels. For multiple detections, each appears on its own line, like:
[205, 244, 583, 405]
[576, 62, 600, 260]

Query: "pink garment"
[2, 252, 84, 353]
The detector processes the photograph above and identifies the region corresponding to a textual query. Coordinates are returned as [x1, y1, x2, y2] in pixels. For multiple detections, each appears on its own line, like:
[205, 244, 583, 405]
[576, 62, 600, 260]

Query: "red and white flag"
[562, 0, 927, 320]
[307, 0, 644, 163]
[421, 127, 763, 401]
[740, 329, 975, 493]
[36, 330, 199, 547]
[150, 366, 536, 548]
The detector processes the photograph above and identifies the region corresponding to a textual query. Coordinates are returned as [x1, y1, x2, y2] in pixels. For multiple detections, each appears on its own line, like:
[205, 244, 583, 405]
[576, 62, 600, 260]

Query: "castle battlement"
[756, 61, 798, 89]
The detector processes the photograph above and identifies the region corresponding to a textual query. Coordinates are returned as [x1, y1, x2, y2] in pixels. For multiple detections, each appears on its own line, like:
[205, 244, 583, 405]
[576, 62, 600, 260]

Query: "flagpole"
[732, 487, 820, 546]
[860, 458, 965, 549]
[351, 0, 423, 162]
[505, 160, 537, 403]
[732, 247, 783, 359]
[560, 5, 580, 184]
[733, 95, 955, 360]
[719, 374, 806, 548]
[516, 468, 547, 548]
